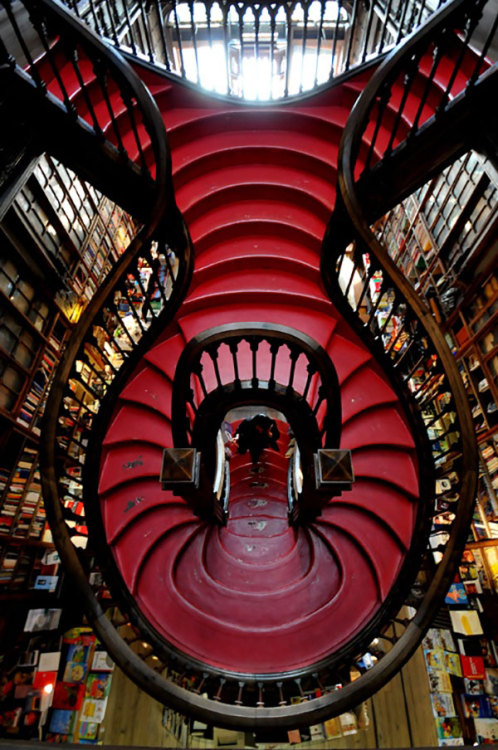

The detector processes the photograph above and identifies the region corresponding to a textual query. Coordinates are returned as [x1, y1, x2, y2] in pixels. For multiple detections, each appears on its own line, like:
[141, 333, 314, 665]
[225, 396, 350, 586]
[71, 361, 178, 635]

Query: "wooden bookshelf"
[0, 154, 138, 595]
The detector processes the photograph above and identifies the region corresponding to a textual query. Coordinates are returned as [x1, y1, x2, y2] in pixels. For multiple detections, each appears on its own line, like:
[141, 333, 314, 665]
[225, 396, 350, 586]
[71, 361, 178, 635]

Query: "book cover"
[32, 670, 57, 693]
[428, 670, 453, 693]
[464, 677, 485, 694]
[339, 712, 357, 735]
[488, 696, 498, 719]
[77, 722, 100, 742]
[424, 647, 445, 671]
[62, 642, 92, 684]
[445, 651, 462, 677]
[463, 579, 482, 595]
[309, 723, 324, 741]
[48, 709, 75, 735]
[423, 628, 443, 650]
[287, 729, 301, 744]
[462, 549, 475, 563]
[33, 575, 58, 592]
[52, 682, 85, 710]
[85, 672, 111, 700]
[63, 628, 95, 645]
[323, 717, 342, 739]
[440, 629, 456, 652]
[484, 668, 498, 695]
[458, 563, 478, 580]
[63, 661, 88, 684]
[24, 608, 62, 632]
[90, 651, 114, 672]
[80, 697, 108, 724]
[473, 717, 498, 742]
[461, 655, 486, 679]
[435, 717, 462, 741]
[450, 609, 483, 636]
[38, 652, 61, 672]
[431, 692, 456, 718]
[481, 639, 498, 667]
[445, 583, 468, 606]
[461, 694, 492, 718]
[458, 637, 484, 656]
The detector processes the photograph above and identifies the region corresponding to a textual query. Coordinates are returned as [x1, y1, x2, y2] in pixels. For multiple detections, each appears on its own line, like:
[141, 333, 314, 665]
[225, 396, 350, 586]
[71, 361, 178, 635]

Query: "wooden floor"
[101, 645, 438, 748]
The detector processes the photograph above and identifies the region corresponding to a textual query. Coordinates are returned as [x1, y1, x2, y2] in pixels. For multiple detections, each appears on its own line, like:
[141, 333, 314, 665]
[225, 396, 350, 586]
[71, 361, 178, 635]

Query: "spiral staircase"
[1, 0, 496, 729]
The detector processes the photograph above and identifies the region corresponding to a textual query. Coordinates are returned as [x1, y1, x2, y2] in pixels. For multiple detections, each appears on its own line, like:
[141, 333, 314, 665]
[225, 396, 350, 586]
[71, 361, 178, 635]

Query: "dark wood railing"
[60, 0, 449, 100]
[338, 0, 497, 220]
[0, 0, 170, 217]
[318, 0, 488, 717]
[20, 0, 495, 732]
[171, 322, 342, 520]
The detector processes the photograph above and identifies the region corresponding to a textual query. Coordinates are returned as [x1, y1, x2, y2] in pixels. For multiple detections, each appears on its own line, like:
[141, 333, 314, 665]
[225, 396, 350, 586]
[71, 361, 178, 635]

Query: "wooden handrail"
[30, 0, 491, 730]
[1, 0, 171, 217]
[318, 0, 484, 718]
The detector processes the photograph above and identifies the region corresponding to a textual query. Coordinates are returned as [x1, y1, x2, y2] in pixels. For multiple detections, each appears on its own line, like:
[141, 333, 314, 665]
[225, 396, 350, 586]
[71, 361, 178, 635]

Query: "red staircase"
[18, 0, 484, 721]
[94, 71, 424, 677]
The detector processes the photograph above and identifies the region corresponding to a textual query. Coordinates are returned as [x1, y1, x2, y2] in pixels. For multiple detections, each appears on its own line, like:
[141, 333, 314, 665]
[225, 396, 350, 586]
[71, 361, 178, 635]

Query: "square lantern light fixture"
[314, 448, 354, 492]
[160, 448, 201, 490]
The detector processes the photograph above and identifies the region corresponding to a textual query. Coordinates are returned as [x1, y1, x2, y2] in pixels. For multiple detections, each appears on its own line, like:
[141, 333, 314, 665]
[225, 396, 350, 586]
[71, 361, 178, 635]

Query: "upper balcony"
[65, 0, 447, 100]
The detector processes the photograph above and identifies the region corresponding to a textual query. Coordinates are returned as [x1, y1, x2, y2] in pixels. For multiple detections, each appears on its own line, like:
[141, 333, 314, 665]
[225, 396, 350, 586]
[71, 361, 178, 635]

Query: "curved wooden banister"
[23, 0, 493, 731]
[0, 0, 171, 217]
[317, 0, 487, 717]
[335, 0, 497, 221]
[172, 322, 342, 445]
[169, 322, 343, 521]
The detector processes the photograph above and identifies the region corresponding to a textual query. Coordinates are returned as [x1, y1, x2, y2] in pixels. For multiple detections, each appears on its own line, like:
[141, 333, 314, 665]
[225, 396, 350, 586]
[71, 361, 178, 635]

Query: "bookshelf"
[378, 149, 498, 743]
[0, 154, 138, 597]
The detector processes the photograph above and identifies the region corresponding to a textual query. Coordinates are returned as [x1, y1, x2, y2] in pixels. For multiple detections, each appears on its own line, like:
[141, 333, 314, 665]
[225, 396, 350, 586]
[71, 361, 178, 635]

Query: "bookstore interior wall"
[0, 145, 497, 745]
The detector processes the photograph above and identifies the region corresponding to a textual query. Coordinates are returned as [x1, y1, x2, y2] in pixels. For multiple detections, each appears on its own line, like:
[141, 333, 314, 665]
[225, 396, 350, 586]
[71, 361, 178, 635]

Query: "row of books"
[423, 544, 498, 744]
[0, 449, 46, 541]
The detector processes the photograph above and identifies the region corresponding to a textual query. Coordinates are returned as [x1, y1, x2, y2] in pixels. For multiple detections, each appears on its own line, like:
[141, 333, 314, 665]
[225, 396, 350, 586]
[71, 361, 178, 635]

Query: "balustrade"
[62, 0, 449, 100]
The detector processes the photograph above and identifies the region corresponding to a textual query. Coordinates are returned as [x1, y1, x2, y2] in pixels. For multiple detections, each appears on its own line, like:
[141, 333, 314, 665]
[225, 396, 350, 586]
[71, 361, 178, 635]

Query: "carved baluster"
[344, 0, 359, 72]
[228, 340, 241, 388]
[302, 360, 317, 401]
[437, 3, 487, 117]
[222, 3, 230, 94]
[234, 682, 245, 705]
[92, 58, 127, 157]
[66, 44, 104, 139]
[313, 0, 325, 87]
[121, 86, 148, 175]
[268, 341, 279, 391]
[249, 337, 259, 388]
[286, 345, 299, 393]
[136, 0, 155, 62]
[120, 0, 137, 56]
[277, 681, 286, 706]
[331, 0, 343, 72]
[213, 677, 226, 701]
[188, 0, 200, 83]
[152, 0, 171, 70]
[385, 51, 421, 156]
[378, 0, 395, 54]
[364, 81, 392, 171]
[299, 0, 309, 94]
[171, 0, 186, 78]
[283, 3, 292, 98]
[270, 6, 277, 99]
[192, 360, 209, 398]
[207, 343, 223, 388]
